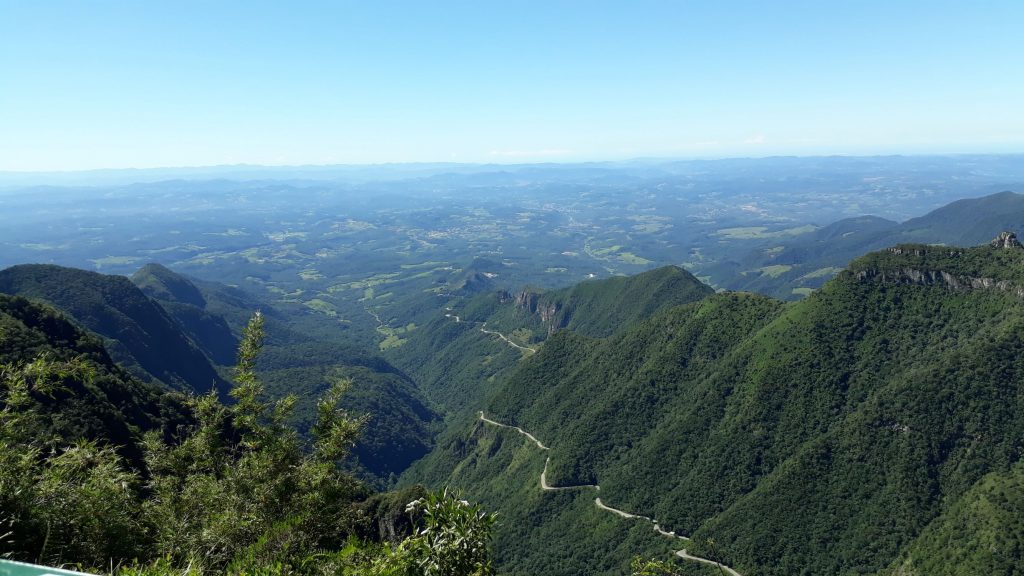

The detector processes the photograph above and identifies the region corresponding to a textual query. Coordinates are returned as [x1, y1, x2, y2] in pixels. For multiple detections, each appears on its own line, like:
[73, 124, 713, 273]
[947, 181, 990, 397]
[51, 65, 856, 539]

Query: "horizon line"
[4, 151, 1024, 176]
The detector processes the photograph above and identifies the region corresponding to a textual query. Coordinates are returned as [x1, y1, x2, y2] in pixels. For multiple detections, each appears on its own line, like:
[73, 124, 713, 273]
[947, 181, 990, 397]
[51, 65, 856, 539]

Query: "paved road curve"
[445, 309, 537, 353]
[477, 412, 742, 575]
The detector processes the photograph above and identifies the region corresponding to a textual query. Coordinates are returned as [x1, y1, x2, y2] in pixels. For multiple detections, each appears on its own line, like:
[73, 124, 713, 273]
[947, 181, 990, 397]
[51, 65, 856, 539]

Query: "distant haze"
[4, 154, 1024, 189]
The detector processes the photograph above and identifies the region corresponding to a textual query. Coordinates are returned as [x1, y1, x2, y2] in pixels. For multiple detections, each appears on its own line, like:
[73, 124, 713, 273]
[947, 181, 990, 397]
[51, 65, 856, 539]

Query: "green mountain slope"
[391, 265, 714, 415]
[490, 264, 716, 340]
[0, 295, 482, 574]
[0, 293, 189, 465]
[883, 461, 1024, 576]
[131, 262, 441, 484]
[0, 264, 228, 395]
[132, 263, 239, 365]
[405, 236, 1024, 575]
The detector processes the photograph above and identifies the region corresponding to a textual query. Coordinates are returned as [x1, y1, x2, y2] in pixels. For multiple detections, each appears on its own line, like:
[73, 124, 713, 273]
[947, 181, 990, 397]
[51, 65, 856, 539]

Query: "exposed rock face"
[991, 231, 1023, 249]
[514, 290, 541, 313]
[855, 267, 1024, 298]
[508, 289, 566, 333]
[887, 247, 963, 257]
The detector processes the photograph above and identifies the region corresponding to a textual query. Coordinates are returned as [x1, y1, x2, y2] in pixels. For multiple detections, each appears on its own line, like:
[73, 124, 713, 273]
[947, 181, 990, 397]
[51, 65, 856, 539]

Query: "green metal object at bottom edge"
[0, 559, 92, 576]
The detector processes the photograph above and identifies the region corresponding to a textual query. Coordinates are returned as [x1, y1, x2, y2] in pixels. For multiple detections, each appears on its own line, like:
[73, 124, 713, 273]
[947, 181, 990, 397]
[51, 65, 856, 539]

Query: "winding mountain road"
[478, 411, 549, 450]
[444, 309, 537, 353]
[541, 457, 599, 491]
[676, 549, 742, 576]
[477, 411, 741, 576]
[480, 322, 537, 353]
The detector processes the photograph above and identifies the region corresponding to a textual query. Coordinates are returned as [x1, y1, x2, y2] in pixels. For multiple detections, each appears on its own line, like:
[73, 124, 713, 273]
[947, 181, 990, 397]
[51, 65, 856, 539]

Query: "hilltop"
[0, 264, 229, 395]
[711, 191, 1024, 298]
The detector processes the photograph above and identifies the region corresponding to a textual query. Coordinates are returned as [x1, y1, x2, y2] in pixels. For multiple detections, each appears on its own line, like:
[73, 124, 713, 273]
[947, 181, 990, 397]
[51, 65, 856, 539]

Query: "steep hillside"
[0, 294, 190, 465]
[490, 265, 715, 340]
[131, 263, 442, 484]
[390, 265, 713, 414]
[132, 263, 238, 365]
[0, 264, 228, 395]
[406, 235, 1024, 575]
[883, 461, 1024, 576]
[0, 295, 472, 575]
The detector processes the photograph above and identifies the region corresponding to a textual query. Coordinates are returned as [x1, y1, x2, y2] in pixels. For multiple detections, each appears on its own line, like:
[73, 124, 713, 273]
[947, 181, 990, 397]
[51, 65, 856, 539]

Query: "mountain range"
[401, 234, 1024, 576]
[3, 189, 1024, 574]
[710, 190, 1024, 299]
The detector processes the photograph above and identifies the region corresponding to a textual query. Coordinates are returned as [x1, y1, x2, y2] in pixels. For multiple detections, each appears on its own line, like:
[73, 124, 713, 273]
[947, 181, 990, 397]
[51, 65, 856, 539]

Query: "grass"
[400, 261, 446, 269]
[799, 266, 844, 280]
[758, 265, 793, 278]
[377, 323, 417, 351]
[715, 225, 818, 239]
[302, 298, 338, 316]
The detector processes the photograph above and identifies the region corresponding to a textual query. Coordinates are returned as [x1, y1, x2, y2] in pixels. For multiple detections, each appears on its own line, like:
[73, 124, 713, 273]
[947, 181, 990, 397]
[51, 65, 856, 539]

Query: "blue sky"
[1, 0, 1022, 170]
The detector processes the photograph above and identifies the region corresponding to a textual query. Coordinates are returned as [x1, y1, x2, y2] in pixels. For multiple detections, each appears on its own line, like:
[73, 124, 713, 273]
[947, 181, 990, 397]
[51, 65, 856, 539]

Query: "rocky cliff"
[852, 233, 1024, 297]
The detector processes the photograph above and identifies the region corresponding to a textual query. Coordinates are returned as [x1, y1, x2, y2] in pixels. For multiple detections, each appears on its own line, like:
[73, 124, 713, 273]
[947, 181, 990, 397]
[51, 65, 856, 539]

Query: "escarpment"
[852, 232, 1024, 297]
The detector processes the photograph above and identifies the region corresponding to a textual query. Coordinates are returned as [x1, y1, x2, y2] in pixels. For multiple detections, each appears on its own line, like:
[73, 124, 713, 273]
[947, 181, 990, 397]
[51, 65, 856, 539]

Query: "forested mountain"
[713, 191, 1024, 298]
[0, 262, 439, 485]
[490, 265, 715, 340]
[0, 293, 190, 466]
[0, 295, 494, 574]
[5, 182, 1024, 573]
[131, 263, 239, 365]
[403, 235, 1024, 576]
[389, 265, 712, 414]
[131, 262, 441, 484]
[0, 264, 229, 395]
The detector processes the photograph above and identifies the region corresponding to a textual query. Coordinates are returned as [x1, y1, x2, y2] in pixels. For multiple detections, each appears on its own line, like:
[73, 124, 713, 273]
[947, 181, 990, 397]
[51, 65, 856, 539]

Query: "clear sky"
[1, 0, 1023, 170]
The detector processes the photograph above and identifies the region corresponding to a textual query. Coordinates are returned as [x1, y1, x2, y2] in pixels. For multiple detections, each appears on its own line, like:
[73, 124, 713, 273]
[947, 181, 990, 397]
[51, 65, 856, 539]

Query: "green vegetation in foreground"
[0, 309, 497, 575]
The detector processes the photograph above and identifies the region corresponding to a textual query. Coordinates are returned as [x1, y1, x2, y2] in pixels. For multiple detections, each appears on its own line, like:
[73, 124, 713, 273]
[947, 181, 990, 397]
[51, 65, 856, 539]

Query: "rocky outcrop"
[514, 289, 542, 313]
[886, 246, 963, 258]
[503, 289, 566, 333]
[855, 267, 1024, 299]
[856, 234, 1024, 297]
[991, 231, 1023, 249]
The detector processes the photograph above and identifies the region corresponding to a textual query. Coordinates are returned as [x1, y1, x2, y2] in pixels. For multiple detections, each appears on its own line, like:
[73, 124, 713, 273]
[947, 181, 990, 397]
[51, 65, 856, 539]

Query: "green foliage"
[141, 312, 369, 571]
[882, 461, 1024, 576]
[406, 244, 1024, 575]
[1, 309, 495, 575]
[371, 489, 497, 576]
[133, 263, 441, 487]
[0, 293, 191, 466]
[0, 264, 227, 394]
[0, 356, 149, 567]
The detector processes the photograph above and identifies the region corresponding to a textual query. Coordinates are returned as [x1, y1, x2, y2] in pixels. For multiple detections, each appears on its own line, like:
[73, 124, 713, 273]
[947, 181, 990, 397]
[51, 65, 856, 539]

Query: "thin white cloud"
[744, 134, 767, 145]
